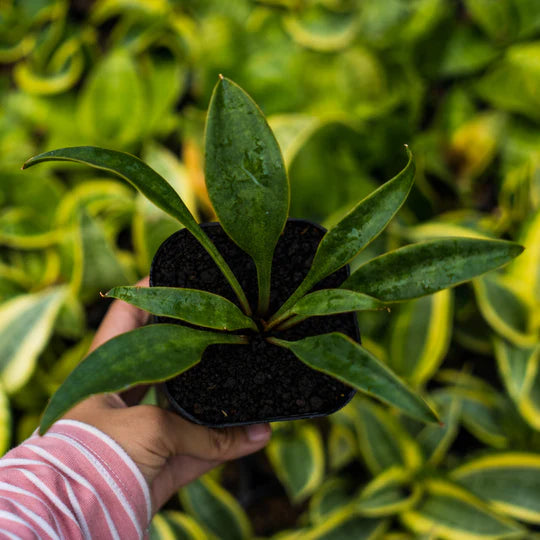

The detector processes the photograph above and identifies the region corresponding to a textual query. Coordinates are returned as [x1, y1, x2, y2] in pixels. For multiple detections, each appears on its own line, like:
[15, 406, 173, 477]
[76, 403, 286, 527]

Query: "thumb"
[160, 410, 272, 461]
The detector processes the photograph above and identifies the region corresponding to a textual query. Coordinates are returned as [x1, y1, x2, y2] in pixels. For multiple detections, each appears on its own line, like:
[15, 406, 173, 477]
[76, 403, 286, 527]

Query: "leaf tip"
[218, 73, 224, 80]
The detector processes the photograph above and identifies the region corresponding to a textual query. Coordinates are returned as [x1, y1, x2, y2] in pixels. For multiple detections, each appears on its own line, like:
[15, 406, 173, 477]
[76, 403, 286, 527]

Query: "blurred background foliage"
[1, 0, 540, 538]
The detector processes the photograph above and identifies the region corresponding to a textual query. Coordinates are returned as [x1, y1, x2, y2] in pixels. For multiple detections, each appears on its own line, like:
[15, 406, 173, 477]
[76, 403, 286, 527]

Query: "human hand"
[63, 277, 272, 512]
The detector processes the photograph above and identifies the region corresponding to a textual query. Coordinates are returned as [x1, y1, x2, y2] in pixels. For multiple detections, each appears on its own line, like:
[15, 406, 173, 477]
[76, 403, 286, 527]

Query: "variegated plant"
[23, 77, 523, 435]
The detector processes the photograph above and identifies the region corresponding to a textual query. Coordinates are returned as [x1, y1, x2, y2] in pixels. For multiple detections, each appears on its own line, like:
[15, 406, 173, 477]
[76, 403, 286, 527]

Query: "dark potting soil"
[150, 220, 358, 426]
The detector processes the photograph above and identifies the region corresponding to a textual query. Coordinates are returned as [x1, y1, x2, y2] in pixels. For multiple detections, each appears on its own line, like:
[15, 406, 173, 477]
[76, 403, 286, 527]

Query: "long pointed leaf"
[39, 324, 245, 434]
[271, 147, 414, 320]
[23, 146, 198, 230]
[273, 289, 385, 329]
[205, 77, 289, 314]
[106, 286, 257, 331]
[270, 333, 438, 424]
[289, 289, 385, 317]
[22, 147, 251, 313]
[342, 238, 524, 302]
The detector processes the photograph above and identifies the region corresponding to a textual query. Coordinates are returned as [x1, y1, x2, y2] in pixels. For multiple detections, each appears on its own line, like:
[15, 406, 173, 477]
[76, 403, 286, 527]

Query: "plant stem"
[256, 260, 272, 316]
[194, 228, 252, 316]
[267, 279, 312, 324]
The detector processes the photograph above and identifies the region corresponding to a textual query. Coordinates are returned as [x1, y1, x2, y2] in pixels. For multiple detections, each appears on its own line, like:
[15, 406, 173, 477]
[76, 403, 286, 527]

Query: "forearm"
[0, 420, 151, 539]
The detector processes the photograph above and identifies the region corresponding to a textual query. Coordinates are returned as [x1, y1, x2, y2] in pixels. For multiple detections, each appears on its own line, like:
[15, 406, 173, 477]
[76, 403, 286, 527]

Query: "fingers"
[90, 276, 150, 352]
[154, 408, 272, 462]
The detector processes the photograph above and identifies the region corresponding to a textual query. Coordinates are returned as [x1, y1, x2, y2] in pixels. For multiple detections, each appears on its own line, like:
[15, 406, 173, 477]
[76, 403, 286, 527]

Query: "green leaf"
[452, 453, 540, 525]
[283, 5, 358, 52]
[106, 286, 256, 331]
[180, 474, 252, 540]
[303, 508, 387, 540]
[23, 146, 198, 232]
[78, 50, 145, 146]
[416, 390, 462, 466]
[328, 422, 357, 471]
[161, 511, 208, 540]
[14, 37, 84, 95]
[475, 43, 540, 123]
[205, 76, 289, 314]
[266, 423, 325, 503]
[39, 324, 244, 434]
[22, 146, 250, 313]
[508, 208, 540, 310]
[271, 147, 414, 320]
[271, 333, 438, 424]
[351, 399, 423, 475]
[473, 276, 536, 347]
[355, 467, 421, 517]
[464, 0, 519, 41]
[388, 290, 453, 387]
[72, 210, 131, 301]
[402, 479, 524, 539]
[342, 238, 524, 302]
[495, 338, 539, 404]
[0, 287, 66, 394]
[309, 478, 353, 523]
[449, 387, 509, 448]
[286, 289, 384, 319]
[0, 384, 11, 457]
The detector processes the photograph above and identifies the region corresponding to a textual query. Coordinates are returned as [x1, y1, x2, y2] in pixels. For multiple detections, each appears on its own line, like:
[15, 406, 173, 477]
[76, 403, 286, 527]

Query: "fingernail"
[246, 423, 271, 442]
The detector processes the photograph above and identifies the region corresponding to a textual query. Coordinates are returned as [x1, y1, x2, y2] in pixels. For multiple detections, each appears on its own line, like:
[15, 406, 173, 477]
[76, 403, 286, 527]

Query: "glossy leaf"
[180, 474, 252, 540]
[39, 325, 245, 434]
[287, 289, 385, 319]
[388, 290, 453, 387]
[474, 276, 536, 346]
[205, 76, 289, 314]
[271, 333, 438, 424]
[273, 147, 414, 320]
[266, 423, 325, 503]
[343, 238, 524, 302]
[22, 146, 250, 312]
[401, 479, 524, 539]
[0, 287, 66, 394]
[23, 146, 199, 233]
[107, 286, 256, 331]
[452, 453, 540, 524]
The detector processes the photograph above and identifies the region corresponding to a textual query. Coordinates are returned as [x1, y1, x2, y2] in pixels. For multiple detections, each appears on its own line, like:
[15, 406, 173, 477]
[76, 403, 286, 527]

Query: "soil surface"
[150, 220, 358, 426]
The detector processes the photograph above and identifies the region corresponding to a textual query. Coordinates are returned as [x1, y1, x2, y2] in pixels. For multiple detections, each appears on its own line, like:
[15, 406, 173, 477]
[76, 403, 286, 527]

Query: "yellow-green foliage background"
[1, 1, 540, 538]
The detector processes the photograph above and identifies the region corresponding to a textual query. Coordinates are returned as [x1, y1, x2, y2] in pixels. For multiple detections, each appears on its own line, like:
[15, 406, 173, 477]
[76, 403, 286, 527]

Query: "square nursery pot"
[150, 219, 358, 427]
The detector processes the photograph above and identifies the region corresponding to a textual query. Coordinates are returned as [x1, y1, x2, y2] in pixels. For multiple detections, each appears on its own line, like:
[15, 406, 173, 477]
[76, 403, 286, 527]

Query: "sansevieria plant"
[23, 77, 523, 434]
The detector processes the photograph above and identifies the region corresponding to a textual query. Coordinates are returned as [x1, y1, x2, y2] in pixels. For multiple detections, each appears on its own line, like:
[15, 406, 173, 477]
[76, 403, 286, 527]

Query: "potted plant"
[23, 77, 523, 433]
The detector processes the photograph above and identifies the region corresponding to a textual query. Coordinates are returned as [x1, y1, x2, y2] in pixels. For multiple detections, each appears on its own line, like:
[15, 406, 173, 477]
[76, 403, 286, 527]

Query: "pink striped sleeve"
[0, 420, 152, 539]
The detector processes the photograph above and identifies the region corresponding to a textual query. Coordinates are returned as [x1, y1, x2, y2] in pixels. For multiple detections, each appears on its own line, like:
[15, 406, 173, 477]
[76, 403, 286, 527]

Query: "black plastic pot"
[150, 219, 358, 427]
